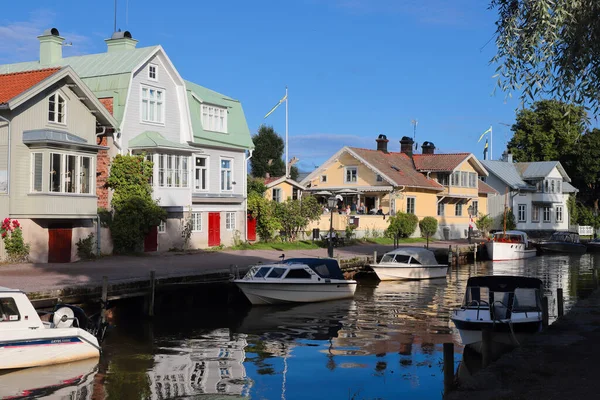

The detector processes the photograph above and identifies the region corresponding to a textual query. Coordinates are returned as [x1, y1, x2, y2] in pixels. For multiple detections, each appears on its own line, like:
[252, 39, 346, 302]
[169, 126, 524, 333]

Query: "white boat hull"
[371, 264, 448, 281]
[233, 282, 357, 305]
[0, 328, 100, 370]
[485, 241, 537, 261]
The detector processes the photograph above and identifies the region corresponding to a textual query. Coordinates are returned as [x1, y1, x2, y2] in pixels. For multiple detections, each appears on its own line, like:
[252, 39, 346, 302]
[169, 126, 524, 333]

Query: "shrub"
[76, 233, 96, 260]
[385, 212, 419, 238]
[248, 192, 280, 241]
[181, 210, 194, 250]
[475, 213, 494, 237]
[345, 225, 356, 240]
[419, 216, 438, 237]
[1, 218, 30, 263]
[500, 208, 517, 231]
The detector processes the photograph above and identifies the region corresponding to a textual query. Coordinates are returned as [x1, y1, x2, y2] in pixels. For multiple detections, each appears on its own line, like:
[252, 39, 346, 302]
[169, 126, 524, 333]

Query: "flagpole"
[285, 86, 289, 178]
[490, 125, 493, 160]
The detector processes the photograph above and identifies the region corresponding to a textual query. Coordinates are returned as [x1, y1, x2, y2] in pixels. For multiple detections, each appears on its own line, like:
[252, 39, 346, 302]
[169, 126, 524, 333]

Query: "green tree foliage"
[475, 213, 494, 237]
[507, 100, 586, 163]
[385, 212, 418, 238]
[570, 129, 600, 210]
[290, 165, 299, 181]
[107, 154, 166, 253]
[419, 216, 438, 248]
[275, 197, 322, 241]
[491, 0, 600, 112]
[575, 202, 600, 228]
[251, 125, 286, 178]
[500, 209, 517, 231]
[248, 176, 267, 196]
[247, 192, 280, 241]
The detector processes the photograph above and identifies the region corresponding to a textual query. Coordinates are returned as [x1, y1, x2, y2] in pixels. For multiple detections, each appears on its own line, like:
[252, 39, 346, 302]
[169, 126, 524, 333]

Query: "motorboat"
[369, 247, 447, 280]
[232, 257, 357, 305]
[450, 276, 544, 351]
[584, 238, 600, 253]
[485, 230, 537, 261]
[0, 286, 106, 369]
[538, 231, 587, 254]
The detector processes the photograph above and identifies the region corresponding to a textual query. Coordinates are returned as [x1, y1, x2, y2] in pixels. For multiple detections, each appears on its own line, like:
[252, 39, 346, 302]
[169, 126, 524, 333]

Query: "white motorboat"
[0, 286, 105, 369]
[485, 230, 537, 261]
[450, 276, 544, 351]
[233, 258, 357, 305]
[370, 247, 447, 281]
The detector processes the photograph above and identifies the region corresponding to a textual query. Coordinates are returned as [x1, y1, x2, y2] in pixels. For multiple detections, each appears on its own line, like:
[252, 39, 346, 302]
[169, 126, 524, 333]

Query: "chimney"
[400, 136, 414, 156]
[376, 134, 389, 153]
[507, 152, 513, 163]
[265, 172, 270, 179]
[38, 28, 63, 65]
[421, 141, 436, 155]
[105, 30, 138, 52]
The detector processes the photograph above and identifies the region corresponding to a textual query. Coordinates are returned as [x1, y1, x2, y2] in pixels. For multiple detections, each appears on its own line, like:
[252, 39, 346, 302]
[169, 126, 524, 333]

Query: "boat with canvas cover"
[485, 230, 537, 261]
[233, 257, 357, 305]
[0, 286, 106, 369]
[538, 231, 587, 254]
[369, 247, 447, 280]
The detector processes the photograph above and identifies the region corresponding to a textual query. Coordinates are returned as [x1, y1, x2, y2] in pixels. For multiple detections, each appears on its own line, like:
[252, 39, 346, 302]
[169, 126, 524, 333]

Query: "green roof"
[129, 131, 196, 151]
[186, 80, 253, 150]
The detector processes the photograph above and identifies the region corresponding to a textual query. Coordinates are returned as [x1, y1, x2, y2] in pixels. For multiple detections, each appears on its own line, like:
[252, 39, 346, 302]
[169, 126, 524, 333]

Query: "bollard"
[101, 276, 108, 324]
[474, 245, 477, 263]
[443, 342, 455, 392]
[447, 245, 452, 268]
[373, 250, 377, 264]
[542, 296, 549, 329]
[482, 328, 493, 367]
[148, 270, 156, 317]
[557, 288, 564, 318]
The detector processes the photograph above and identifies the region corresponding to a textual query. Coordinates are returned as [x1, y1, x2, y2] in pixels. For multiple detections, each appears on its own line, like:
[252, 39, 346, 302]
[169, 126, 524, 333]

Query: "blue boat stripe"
[0, 337, 82, 348]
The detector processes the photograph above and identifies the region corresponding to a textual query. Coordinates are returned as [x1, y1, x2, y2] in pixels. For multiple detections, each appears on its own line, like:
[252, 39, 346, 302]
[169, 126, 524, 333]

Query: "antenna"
[411, 119, 418, 149]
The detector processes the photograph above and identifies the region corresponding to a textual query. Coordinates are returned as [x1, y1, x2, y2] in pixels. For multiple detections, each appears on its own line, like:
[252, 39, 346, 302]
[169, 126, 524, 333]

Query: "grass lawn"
[362, 237, 428, 245]
[228, 236, 429, 251]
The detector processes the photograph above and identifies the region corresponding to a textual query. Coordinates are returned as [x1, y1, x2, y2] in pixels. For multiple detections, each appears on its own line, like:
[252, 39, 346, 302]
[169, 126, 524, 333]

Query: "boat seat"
[493, 302, 509, 320]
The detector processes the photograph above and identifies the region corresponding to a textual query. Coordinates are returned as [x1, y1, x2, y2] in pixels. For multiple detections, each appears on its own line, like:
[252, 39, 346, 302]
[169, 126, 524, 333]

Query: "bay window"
[31, 153, 43, 192]
[155, 154, 190, 188]
[43, 152, 93, 194]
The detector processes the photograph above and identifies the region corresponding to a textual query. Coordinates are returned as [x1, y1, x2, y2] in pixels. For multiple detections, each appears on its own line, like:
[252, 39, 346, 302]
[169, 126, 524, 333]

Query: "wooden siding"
[194, 147, 246, 197]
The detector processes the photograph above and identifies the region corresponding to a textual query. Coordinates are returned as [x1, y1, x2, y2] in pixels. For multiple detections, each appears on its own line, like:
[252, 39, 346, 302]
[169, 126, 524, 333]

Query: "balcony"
[530, 192, 563, 203]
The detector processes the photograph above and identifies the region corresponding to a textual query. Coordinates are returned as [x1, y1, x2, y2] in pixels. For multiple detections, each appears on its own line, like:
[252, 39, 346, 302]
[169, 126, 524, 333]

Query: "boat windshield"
[250, 266, 272, 278]
[0, 297, 20, 322]
[380, 254, 395, 263]
[463, 286, 490, 307]
[513, 288, 541, 311]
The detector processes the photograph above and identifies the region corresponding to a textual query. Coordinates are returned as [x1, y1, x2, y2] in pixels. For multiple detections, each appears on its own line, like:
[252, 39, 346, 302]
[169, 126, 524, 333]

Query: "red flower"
[1, 232, 6, 238]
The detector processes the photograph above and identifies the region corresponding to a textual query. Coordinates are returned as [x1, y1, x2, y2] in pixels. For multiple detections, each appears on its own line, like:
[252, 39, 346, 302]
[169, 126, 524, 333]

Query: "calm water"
[2, 253, 600, 400]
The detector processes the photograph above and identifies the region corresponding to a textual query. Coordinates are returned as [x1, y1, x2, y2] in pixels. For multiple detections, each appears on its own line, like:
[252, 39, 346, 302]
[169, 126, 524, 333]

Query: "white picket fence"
[578, 225, 595, 236]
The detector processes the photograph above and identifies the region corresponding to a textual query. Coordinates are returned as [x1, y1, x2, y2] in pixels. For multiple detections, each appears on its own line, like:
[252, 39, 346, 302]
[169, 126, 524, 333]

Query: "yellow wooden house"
[300, 135, 498, 239]
[264, 176, 304, 202]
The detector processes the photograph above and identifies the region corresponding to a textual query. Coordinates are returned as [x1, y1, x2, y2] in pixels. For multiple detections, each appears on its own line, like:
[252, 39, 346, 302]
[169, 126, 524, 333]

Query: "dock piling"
[148, 270, 156, 317]
[373, 250, 377, 264]
[542, 296, 549, 329]
[473, 245, 477, 263]
[443, 342, 455, 392]
[447, 245, 452, 268]
[557, 288, 564, 318]
[482, 328, 493, 367]
[101, 276, 108, 324]
[456, 246, 460, 268]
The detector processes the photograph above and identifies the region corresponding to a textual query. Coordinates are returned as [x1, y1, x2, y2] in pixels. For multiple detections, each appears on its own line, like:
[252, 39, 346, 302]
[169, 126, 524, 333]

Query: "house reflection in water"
[147, 328, 251, 398]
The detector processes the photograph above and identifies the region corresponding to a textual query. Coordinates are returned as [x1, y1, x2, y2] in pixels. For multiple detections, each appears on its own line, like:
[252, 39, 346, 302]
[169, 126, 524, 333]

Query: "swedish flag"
[478, 126, 492, 142]
[483, 139, 489, 160]
[264, 93, 288, 119]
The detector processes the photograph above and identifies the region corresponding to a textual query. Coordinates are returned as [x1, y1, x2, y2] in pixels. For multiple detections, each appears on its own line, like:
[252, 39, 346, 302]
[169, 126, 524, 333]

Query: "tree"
[419, 217, 438, 249]
[570, 129, 600, 211]
[475, 213, 494, 238]
[500, 209, 516, 231]
[247, 192, 280, 242]
[491, 0, 600, 112]
[251, 125, 286, 178]
[248, 176, 267, 196]
[507, 100, 586, 164]
[274, 197, 322, 241]
[385, 212, 418, 238]
[290, 165, 299, 181]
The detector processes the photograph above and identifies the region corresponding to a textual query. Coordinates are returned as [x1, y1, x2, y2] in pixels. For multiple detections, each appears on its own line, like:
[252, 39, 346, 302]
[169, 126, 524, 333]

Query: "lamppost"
[467, 204, 474, 244]
[327, 195, 338, 258]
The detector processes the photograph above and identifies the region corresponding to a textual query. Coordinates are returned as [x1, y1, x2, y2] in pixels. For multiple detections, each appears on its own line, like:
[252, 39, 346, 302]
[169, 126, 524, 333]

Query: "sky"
[1, 0, 526, 172]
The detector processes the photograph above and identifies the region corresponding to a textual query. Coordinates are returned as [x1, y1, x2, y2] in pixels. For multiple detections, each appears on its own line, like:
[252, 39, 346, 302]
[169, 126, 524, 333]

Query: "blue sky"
[1, 0, 524, 171]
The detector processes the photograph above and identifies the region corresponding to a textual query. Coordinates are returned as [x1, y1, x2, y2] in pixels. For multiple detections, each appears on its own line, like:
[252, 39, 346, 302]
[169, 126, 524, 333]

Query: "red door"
[247, 214, 257, 241]
[48, 228, 72, 263]
[144, 226, 158, 252]
[208, 212, 221, 247]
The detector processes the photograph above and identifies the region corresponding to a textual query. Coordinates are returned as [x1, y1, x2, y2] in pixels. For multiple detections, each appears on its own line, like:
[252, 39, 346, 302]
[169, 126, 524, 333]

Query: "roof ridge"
[0, 67, 60, 78]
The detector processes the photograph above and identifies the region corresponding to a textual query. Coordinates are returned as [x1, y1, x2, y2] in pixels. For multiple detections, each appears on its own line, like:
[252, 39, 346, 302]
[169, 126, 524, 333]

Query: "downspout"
[96, 214, 102, 256]
[245, 149, 254, 242]
[0, 114, 11, 196]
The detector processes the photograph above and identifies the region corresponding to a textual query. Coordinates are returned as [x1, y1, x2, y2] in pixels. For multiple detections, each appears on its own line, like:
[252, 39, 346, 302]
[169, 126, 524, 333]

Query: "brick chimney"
[400, 136, 414, 156]
[376, 134, 389, 153]
[421, 141, 435, 155]
[105, 30, 138, 52]
[38, 28, 63, 65]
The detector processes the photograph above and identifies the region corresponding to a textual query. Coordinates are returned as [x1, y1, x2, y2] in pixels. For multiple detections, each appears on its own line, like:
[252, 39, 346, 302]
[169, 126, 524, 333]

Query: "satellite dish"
[53, 307, 75, 328]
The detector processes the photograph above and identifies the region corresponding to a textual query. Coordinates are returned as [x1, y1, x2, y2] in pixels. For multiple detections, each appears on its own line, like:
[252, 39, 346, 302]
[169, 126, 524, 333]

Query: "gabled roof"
[478, 180, 499, 195]
[265, 176, 305, 190]
[563, 182, 579, 193]
[515, 161, 571, 182]
[0, 68, 60, 104]
[480, 160, 535, 191]
[413, 153, 488, 176]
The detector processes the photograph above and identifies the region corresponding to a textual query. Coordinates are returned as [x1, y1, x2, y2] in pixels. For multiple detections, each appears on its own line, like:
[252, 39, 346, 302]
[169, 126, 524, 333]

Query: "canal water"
[2, 253, 599, 399]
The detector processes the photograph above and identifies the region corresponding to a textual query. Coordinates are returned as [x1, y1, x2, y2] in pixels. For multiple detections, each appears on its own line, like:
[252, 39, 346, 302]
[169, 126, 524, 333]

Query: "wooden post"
[557, 288, 564, 318]
[473, 245, 477, 263]
[373, 250, 377, 264]
[101, 276, 108, 324]
[448, 245, 452, 268]
[443, 342, 454, 392]
[148, 270, 156, 317]
[482, 328, 493, 367]
[542, 296, 549, 329]
[456, 246, 460, 267]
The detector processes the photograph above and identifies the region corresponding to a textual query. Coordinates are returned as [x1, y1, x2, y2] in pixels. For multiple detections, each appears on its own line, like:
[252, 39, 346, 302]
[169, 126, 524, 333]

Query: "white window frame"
[320, 175, 327, 183]
[345, 167, 358, 183]
[532, 204, 540, 222]
[156, 154, 189, 188]
[437, 202, 445, 216]
[31, 152, 43, 192]
[543, 206, 552, 223]
[272, 188, 282, 203]
[226, 212, 236, 231]
[455, 203, 463, 217]
[220, 158, 233, 192]
[518, 204, 527, 222]
[158, 220, 166, 233]
[201, 104, 228, 133]
[194, 156, 209, 191]
[141, 85, 165, 124]
[148, 64, 157, 81]
[556, 205, 563, 222]
[192, 212, 202, 232]
[406, 197, 416, 214]
[48, 92, 66, 124]
[46, 152, 94, 195]
[472, 200, 479, 216]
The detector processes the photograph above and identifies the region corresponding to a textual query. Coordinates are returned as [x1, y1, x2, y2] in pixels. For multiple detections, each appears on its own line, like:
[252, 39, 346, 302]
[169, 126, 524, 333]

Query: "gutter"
[244, 149, 254, 242]
[0, 114, 11, 195]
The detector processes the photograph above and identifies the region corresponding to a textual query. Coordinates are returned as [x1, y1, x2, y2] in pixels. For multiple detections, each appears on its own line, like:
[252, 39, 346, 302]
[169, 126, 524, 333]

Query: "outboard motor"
[52, 303, 109, 343]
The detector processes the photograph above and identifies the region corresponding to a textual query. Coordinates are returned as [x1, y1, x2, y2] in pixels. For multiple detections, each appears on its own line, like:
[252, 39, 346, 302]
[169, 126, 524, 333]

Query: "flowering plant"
[0, 218, 30, 263]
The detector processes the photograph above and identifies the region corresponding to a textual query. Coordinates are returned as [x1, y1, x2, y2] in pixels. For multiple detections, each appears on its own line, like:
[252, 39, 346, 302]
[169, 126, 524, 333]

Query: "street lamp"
[327, 195, 338, 258]
[467, 204, 474, 244]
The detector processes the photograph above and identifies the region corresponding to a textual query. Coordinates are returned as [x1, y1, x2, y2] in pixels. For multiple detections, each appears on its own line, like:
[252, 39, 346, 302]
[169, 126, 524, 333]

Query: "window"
[46, 153, 94, 194]
[455, 203, 463, 216]
[31, 153, 43, 192]
[460, 172, 468, 187]
[451, 171, 460, 186]
[64, 155, 76, 193]
[148, 64, 157, 80]
[141, 86, 164, 123]
[201, 104, 227, 133]
[437, 173, 449, 186]
[556, 206, 563, 222]
[406, 197, 415, 214]
[557, 180, 562, 193]
[543, 206, 552, 223]
[226, 212, 236, 231]
[220, 159, 232, 191]
[166, 155, 173, 187]
[518, 204, 527, 222]
[345, 167, 358, 183]
[272, 188, 282, 203]
[156, 154, 189, 188]
[254, 267, 271, 278]
[472, 200, 479, 216]
[0, 297, 20, 322]
[268, 267, 287, 278]
[545, 180, 549, 193]
[48, 93, 65, 124]
[285, 269, 311, 279]
[320, 175, 327, 183]
[376, 174, 383, 182]
[532, 205, 540, 222]
[292, 188, 299, 200]
[79, 156, 92, 194]
[194, 156, 208, 191]
[469, 173, 477, 188]
[158, 220, 166, 233]
[192, 212, 202, 232]
[49, 153, 62, 192]
[437, 202, 445, 216]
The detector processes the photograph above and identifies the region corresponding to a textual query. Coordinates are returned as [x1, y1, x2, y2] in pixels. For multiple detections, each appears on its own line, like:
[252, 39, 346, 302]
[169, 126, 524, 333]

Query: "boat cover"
[466, 275, 543, 292]
[285, 258, 345, 280]
[383, 247, 440, 265]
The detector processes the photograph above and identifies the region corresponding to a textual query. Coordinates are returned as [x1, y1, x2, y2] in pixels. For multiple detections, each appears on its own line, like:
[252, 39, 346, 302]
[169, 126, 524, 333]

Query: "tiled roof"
[0, 68, 60, 104]
[264, 176, 283, 185]
[348, 148, 443, 190]
[478, 180, 499, 195]
[413, 153, 471, 172]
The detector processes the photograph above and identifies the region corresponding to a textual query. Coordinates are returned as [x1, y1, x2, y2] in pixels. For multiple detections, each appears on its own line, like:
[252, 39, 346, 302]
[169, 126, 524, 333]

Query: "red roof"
[264, 176, 283, 185]
[348, 147, 444, 190]
[413, 153, 471, 172]
[0, 68, 61, 104]
[478, 180, 499, 195]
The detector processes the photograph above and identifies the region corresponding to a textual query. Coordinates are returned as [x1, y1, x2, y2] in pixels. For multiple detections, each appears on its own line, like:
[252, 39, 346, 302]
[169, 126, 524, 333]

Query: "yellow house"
[264, 176, 304, 202]
[300, 135, 498, 239]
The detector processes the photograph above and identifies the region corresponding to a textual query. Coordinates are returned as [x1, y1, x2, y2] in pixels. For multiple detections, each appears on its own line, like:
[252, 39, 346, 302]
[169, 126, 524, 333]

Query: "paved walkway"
[0, 240, 465, 294]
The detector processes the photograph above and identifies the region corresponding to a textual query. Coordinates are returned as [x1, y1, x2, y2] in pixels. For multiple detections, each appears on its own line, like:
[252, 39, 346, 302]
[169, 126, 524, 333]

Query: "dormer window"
[148, 64, 157, 80]
[48, 93, 65, 124]
[141, 86, 164, 124]
[202, 104, 227, 133]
